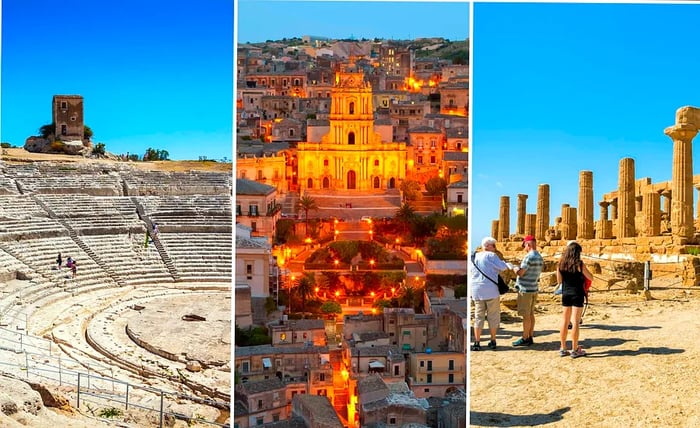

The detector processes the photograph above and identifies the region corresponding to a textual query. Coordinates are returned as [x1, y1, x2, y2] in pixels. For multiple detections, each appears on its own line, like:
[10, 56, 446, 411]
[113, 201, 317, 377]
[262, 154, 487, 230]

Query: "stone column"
[516, 194, 528, 236]
[578, 170, 594, 240]
[666, 124, 698, 241]
[617, 158, 636, 238]
[635, 195, 643, 213]
[597, 201, 612, 239]
[491, 220, 499, 240]
[644, 191, 661, 237]
[661, 190, 671, 216]
[536, 184, 550, 242]
[525, 214, 536, 237]
[562, 206, 577, 241]
[498, 196, 510, 241]
[611, 199, 618, 220]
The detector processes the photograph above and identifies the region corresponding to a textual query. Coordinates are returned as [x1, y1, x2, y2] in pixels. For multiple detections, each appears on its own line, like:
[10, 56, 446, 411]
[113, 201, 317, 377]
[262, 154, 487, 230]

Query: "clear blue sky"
[236, 1, 470, 43]
[1, 0, 233, 161]
[471, 2, 700, 245]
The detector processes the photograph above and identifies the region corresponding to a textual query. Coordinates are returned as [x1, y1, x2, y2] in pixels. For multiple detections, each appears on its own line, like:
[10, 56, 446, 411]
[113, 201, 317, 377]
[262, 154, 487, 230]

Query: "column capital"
[664, 123, 699, 141]
[598, 200, 610, 208]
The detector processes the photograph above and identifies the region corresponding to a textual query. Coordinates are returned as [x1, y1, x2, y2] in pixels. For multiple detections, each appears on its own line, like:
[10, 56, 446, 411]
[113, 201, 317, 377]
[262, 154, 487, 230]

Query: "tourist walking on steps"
[71, 261, 77, 279]
[56, 252, 62, 269]
[557, 241, 593, 358]
[470, 237, 512, 351]
[512, 235, 544, 346]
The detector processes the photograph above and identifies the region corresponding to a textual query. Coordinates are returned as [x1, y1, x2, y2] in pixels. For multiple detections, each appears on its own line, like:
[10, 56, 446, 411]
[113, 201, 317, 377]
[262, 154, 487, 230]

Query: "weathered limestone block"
[539, 271, 558, 287]
[186, 360, 202, 372]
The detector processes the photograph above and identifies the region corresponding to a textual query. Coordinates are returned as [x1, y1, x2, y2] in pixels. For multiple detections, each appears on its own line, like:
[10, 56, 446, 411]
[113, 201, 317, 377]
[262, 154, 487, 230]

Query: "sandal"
[571, 347, 586, 358]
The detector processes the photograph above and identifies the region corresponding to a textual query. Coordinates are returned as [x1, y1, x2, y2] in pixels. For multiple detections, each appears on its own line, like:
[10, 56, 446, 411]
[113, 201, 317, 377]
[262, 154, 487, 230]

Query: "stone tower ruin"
[52, 95, 84, 140]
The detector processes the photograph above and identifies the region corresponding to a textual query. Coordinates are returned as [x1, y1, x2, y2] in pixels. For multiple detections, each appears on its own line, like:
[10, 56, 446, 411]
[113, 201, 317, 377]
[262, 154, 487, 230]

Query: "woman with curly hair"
[557, 241, 593, 358]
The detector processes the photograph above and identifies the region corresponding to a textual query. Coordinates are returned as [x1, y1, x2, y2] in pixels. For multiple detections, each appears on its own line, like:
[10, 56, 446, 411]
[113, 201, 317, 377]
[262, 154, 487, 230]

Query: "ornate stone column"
[578, 170, 594, 239]
[525, 214, 536, 237]
[498, 196, 510, 241]
[666, 123, 698, 241]
[644, 191, 661, 237]
[516, 194, 528, 236]
[536, 184, 550, 242]
[597, 201, 612, 239]
[618, 158, 636, 238]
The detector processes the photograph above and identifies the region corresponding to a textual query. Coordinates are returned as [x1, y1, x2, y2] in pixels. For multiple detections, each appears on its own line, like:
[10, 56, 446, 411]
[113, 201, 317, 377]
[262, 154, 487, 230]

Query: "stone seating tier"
[80, 235, 174, 285]
[16, 176, 122, 196]
[36, 195, 141, 218]
[0, 177, 19, 195]
[157, 233, 232, 281]
[136, 195, 232, 214]
[0, 196, 50, 219]
[0, 218, 66, 241]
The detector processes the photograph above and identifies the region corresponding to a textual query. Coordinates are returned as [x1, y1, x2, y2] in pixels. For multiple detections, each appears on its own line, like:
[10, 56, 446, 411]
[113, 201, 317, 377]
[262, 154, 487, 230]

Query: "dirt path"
[470, 288, 700, 427]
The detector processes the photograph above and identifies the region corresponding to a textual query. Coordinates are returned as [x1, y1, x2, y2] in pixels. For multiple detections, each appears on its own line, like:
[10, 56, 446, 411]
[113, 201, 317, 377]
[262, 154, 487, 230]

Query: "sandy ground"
[470, 286, 700, 427]
[1, 147, 231, 173]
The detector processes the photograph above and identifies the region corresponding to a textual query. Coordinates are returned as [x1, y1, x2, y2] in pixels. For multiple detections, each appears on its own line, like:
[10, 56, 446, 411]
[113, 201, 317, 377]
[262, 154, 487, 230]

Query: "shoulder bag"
[471, 252, 509, 295]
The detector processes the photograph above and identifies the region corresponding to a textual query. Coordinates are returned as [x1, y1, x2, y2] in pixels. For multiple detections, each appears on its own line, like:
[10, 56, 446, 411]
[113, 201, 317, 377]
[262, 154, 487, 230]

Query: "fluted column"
[536, 184, 550, 242]
[661, 190, 671, 216]
[562, 206, 577, 241]
[491, 220, 499, 240]
[516, 194, 528, 236]
[666, 124, 698, 241]
[618, 158, 636, 238]
[578, 170, 594, 239]
[644, 191, 661, 236]
[498, 196, 510, 241]
[525, 214, 536, 237]
[597, 201, 612, 239]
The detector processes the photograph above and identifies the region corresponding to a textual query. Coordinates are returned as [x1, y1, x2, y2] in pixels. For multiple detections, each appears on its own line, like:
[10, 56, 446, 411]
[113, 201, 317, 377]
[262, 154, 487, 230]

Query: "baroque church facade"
[296, 66, 407, 192]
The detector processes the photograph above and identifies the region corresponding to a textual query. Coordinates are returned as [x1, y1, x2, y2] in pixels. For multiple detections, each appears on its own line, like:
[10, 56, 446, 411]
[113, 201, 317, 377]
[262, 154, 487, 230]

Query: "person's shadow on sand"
[470, 407, 570, 426]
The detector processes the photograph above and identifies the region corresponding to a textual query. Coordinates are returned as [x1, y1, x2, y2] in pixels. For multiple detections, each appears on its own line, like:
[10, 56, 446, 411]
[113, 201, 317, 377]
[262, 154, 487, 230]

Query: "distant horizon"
[239, 34, 467, 45]
[236, 1, 469, 46]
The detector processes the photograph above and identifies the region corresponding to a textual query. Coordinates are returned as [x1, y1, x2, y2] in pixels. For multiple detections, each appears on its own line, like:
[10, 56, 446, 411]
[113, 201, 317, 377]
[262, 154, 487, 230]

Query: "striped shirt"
[516, 250, 543, 293]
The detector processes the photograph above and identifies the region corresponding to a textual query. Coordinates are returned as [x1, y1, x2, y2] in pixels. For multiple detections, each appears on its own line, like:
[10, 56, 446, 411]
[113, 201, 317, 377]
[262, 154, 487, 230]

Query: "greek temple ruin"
[490, 106, 700, 287]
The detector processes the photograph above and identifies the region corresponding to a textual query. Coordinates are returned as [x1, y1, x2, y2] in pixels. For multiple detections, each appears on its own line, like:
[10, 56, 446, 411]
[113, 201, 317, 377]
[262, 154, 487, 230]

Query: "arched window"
[323, 177, 330, 189]
[348, 132, 355, 145]
[389, 177, 396, 189]
[349, 102, 355, 114]
[307, 178, 313, 189]
[289, 129, 295, 137]
[373, 177, 380, 188]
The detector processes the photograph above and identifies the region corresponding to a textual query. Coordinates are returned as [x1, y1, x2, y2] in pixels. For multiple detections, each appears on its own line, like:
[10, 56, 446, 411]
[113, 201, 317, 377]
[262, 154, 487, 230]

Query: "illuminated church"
[296, 64, 407, 192]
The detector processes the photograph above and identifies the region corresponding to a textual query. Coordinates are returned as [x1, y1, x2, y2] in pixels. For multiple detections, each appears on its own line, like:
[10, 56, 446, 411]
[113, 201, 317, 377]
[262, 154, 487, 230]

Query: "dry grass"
[1, 147, 231, 173]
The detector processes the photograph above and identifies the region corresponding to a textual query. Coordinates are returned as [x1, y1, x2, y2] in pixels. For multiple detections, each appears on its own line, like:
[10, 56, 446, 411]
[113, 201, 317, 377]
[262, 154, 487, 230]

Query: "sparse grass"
[98, 407, 124, 418]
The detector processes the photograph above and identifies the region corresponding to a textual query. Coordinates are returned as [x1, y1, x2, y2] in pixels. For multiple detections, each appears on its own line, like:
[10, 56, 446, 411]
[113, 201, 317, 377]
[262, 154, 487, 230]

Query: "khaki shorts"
[517, 292, 538, 316]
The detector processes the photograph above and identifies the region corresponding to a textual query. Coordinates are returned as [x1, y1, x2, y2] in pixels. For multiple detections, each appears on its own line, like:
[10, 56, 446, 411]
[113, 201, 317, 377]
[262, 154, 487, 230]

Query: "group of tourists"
[56, 252, 77, 278]
[470, 235, 592, 358]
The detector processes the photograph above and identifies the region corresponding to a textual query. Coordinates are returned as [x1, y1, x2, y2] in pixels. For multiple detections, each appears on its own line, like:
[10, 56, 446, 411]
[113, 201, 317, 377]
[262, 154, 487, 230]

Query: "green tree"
[84, 125, 93, 140]
[297, 195, 318, 236]
[395, 203, 416, 237]
[92, 142, 106, 156]
[398, 286, 419, 309]
[455, 283, 467, 299]
[296, 272, 316, 312]
[373, 299, 392, 310]
[425, 176, 447, 196]
[400, 180, 422, 201]
[143, 147, 170, 161]
[39, 123, 55, 139]
[320, 301, 342, 316]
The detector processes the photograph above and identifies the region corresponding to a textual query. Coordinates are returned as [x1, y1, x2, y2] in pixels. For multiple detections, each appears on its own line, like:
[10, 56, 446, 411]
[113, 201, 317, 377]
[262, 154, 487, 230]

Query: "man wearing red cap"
[511, 235, 543, 346]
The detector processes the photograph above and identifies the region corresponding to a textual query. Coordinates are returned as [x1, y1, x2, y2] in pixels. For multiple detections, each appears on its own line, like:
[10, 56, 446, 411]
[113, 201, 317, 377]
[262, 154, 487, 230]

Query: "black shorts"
[562, 293, 584, 308]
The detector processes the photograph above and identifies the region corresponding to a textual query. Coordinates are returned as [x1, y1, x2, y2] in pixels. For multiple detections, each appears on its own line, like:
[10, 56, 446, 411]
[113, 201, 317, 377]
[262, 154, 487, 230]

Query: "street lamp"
[369, 230, 373, 241]
[334, 259, 339, 268]
[369, 259, 375, 269]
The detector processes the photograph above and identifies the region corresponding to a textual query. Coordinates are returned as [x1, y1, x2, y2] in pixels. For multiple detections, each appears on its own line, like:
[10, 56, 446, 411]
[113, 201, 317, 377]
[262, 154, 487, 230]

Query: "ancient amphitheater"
[0, 152, 231, 426]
